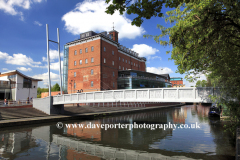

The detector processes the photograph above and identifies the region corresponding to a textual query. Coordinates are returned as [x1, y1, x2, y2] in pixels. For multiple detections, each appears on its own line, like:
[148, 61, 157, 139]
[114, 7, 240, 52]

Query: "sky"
[0, 0, 206, 88]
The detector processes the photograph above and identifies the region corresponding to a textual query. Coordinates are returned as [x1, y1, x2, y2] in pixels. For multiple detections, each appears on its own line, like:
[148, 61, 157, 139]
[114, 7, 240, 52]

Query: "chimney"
[109, 30, 119, 43]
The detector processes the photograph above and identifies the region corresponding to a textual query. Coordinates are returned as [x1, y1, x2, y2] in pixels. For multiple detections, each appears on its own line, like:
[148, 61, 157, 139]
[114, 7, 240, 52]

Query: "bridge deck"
[51, 87, 219, 105]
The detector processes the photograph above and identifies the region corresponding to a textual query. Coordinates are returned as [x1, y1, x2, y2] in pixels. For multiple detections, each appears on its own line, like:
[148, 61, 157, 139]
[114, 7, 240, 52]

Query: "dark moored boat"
[208, 103, 220, 117]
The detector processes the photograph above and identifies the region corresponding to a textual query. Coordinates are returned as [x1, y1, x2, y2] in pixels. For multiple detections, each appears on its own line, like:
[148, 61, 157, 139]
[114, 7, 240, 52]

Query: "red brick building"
[63, 30, 147, 93]
[170, 77, 184, 87]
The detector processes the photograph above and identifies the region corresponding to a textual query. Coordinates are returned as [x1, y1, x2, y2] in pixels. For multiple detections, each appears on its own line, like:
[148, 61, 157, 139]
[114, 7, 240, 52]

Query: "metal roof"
[0, 70, 42, 81]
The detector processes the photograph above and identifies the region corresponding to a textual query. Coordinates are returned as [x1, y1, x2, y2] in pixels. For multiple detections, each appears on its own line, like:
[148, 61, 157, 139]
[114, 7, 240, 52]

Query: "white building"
[0, 70, 42, 101]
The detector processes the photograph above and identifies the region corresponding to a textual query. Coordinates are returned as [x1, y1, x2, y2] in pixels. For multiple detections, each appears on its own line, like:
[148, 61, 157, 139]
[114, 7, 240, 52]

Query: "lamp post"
[70, 80, 73, 94]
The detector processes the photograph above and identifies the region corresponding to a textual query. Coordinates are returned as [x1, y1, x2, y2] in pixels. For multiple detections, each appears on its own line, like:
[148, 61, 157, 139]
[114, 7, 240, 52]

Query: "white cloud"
[42, 49, 63, 62]
[17, 67, 32, 71]
[132, 44, 159, 57]
[61, 0, 144, 39]
[34, 21, 42, 26]
[0, 51, 42, 67]
[2, 68, 9, 71]
[32, 72, 60, 85]
[0, 51, 9, 59]
[50, 61, 63, 71]
[147, 67, 173, 74]
[148, 56, 162, 61]
[0, 0, 43, 20]
[6, 53, 41, 67]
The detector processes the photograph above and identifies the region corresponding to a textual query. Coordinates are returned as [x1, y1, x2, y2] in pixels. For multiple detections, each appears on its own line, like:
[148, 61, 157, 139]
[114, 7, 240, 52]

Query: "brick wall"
[68, 37, 146, 92]
[170, 80, 183, 87]
[41, 91, 64, 98]
[68, 39, 101, 93]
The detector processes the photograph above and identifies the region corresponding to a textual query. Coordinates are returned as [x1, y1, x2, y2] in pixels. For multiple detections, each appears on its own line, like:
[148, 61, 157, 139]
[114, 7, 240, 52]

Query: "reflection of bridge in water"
[52, 134, 198, 160]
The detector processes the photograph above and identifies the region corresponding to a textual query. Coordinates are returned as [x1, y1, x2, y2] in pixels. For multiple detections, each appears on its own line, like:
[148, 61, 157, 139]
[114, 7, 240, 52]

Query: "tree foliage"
[143, 0, 240, 104]
[106, 0, 240, 135]
[105, 0, 193, 27]
[37, 83, 61, 97]
[195, 80, 207, 87]
[52, 83, 60, 92]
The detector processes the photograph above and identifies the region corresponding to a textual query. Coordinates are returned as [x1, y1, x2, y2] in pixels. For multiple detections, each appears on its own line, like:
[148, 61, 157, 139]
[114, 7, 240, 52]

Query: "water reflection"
[0, 105, 235, 160]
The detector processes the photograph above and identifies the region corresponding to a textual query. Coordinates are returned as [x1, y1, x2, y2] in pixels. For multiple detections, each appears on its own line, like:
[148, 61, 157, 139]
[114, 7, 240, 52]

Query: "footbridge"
[33, 87, 219, 115]
[53, 87, 219, 104]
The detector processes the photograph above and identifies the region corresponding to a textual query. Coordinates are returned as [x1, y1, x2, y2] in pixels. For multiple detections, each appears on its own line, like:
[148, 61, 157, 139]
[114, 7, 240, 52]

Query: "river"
[0, 105, 235, 160]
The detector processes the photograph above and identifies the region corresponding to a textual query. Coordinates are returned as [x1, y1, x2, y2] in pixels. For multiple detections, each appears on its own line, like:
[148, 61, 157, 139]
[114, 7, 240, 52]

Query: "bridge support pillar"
[33, 96, 64, 115]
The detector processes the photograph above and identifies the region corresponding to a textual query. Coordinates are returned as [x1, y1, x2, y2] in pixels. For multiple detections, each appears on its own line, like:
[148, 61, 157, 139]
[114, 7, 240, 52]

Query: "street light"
[70, 80, 73, 94]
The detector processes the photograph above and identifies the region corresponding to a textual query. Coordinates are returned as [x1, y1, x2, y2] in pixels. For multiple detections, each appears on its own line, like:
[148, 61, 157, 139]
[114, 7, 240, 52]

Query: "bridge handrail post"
[148, 89, 150, 100]
[193, 87, 196, 100]
[78, 92, 79, 101]
[162, 88, 164, 99]
[177, 88, 179, 99]
[192, 88, 195, 101]
[135, 89, 137, 99]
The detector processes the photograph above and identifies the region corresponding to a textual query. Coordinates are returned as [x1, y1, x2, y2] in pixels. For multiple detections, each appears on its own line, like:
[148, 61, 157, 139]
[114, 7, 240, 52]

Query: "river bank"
[0, 103, 183, 128]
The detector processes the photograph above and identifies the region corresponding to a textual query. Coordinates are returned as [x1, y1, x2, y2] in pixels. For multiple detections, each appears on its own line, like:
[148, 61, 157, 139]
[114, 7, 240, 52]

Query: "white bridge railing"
[53, 87, 220, 105]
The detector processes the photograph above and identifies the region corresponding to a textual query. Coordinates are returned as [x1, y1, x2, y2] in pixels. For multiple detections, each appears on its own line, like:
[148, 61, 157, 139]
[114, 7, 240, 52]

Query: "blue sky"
[0, 0, 206, 88]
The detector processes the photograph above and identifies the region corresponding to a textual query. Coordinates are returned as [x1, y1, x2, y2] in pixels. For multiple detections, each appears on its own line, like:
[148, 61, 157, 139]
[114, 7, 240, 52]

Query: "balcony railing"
[118, 76, 166, 82]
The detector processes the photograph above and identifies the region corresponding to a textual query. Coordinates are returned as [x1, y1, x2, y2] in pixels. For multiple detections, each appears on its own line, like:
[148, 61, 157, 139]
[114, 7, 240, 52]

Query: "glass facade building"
[62, 45, 69, 93]
[117, 70, 171, 89]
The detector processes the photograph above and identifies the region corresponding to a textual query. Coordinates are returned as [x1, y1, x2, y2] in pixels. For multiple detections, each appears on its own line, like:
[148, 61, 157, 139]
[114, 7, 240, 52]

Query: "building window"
[91, 81, 93, 87]
[85, 48, 88, 53]
[74, 50, 77, 55]
[104, 58, 106, 63]
[23, 78, 32, 88]
[74, 82, 76, 89]
[113, 82, 115, 88]
[91, 57, 94, 63]
[104, 47, 106, 52]
[80, 49, 82, 54]
[119, 57, 121, 61]
[123, 67, 124, 70]
[91, 46, 94, 51]
[134, 63, 135, 66]
[122, 58, 124, 62]
[112, 51, 114, 55]
[85, 59, 88, 64]
[136, 64, 138, 67]
[74, 61, 76, 66]
[119, 66, 121, 69]
[113, 72, 115, 77]
[131, 62, 133, 65]
[91, 69, 93, 75]
[74, 72, 76, 77]
[126, 68, 127, 70]
[126, 60, 127, 63]
[79, 60, 82, 65]
[112, 61, 114, 66]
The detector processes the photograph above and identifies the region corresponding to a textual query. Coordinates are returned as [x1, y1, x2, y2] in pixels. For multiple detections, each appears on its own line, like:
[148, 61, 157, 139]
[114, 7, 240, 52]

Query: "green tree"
[105, 0, 191, 27]
[106, 0, 240, 136]
[52, 83, 60, 92]
[195, 80, 207, 87]
[37, 87, 48, 98]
